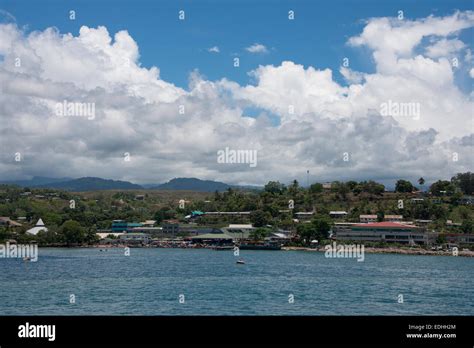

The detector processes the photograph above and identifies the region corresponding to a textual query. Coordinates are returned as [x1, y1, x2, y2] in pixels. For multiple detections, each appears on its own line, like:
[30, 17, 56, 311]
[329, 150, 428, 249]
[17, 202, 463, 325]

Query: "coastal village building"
[186, 211, 252, 223]
[161, 220, 180, 235]
[224, 224, 255, 234]
[141, 220, 156, 227]
[335, 222, 428, 245]
[266, 231, 291, 243]
[458, 196, 473, 205]
[295, 212, 314, 221]
[444, 233, 474, 245]
[190, 232, 234, 246]
[414, 219, 432, 226]
[203, 211, 251, 217]
[329, 211, 348, 219]
[222, 224, 255, 239]
[119, 233, 150, 244]
[411, 198, 424, 204]
[111, 220, 142, 232]
[96, 232, 124, 240]
[322, 183, 332, 190]
[111, 220, 129, 232]
[446, 220, 462, 229]
[130, 226, 163, 234]
[359, 215, 377, 223]
[0, 217, 22, 228]
[181, 226, 224, 236]
[189, 211, 205, 218]
[26, 218, 48, 235]
[359, 215, 403, 223]
[384, 215, 403, 222]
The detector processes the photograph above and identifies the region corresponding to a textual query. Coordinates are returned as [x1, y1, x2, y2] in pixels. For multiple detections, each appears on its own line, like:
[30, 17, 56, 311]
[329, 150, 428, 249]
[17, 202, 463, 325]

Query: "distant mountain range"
[149, 177, 231, 192]
[35, 177, 143, 191]
[0, 176, 72, 187]
[0, 176, 259, 192]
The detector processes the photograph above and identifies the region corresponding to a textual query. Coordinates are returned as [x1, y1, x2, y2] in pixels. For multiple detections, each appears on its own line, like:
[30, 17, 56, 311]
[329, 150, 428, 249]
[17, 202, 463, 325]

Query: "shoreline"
[282, 246, 474, 257]
[32, 244, 474, 257]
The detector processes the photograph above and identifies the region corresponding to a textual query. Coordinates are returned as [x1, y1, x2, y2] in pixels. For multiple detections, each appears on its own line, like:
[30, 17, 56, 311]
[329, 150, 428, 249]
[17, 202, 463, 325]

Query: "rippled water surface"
[1, 248, 472, 315]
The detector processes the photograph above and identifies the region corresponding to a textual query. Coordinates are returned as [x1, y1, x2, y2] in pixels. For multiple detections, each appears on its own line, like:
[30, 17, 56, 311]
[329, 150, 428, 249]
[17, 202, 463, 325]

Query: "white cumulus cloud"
[245, 43, 268, 54]
[425, 38, 465, 58]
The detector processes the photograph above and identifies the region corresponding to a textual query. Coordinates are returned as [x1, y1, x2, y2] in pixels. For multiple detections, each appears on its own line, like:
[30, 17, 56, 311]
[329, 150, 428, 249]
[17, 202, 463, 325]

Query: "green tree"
[430, 180, 456, 196]
[456, 206, 471, 220]
[346, 181, 358, 190]
[395, 180, 414, 193]
[436, 234, 447, 245]
[413, 202, 431, 220]
[250, 210, 272, 227]
[296, 216, 332, 245]
[60, 220, 85, 246]
[309, 183, 323, 194]
[460, 220, 473, 234]
[84, 227, 100, 244]
[0, 227, 10, 243]
[36, 229, 60, 246]
[264, 181, 286, 195]
[357, 181, 385, 195]
[296, 224, 314, 245]
[312, 217, 332, 239]
[333, 182, 350, 200]
[288, 180, 300, 195]
[451, 172, 473, 195]
[449, 191, 463, 206]
[249, 227, 270, 241]
[376, 211, 385, 222]
[153, 206, 175, 224]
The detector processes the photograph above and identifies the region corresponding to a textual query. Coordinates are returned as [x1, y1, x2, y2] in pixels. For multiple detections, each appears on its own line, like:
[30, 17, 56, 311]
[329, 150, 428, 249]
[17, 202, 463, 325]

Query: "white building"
[329, 211, 348, 218]
[322, 183, 332, 190]
[96, 232, 124, 239]
[360, 214, 377, 223]
[384, 215, 403, 222]
[140, 220, 156, 227]
[295, 212, 314, 221]
[26, 218, 48, 235]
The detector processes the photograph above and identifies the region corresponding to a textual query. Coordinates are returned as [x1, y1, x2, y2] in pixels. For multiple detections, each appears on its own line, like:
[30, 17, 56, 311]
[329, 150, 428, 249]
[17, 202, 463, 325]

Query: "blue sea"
[1, 248, 473, 315]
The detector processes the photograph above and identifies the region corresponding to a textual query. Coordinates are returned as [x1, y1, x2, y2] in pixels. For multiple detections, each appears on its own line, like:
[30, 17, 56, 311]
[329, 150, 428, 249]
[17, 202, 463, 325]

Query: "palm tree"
[418, 177, 425, 192]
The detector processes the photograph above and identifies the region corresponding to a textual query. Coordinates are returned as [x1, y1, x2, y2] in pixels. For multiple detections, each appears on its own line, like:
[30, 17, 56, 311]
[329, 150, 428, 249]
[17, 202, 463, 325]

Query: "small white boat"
[236, 259, 245, 264]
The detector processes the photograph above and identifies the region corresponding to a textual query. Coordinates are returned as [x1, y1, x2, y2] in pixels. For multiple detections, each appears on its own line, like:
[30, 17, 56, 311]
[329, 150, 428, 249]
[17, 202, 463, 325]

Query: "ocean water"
[0, 248, 473, 315]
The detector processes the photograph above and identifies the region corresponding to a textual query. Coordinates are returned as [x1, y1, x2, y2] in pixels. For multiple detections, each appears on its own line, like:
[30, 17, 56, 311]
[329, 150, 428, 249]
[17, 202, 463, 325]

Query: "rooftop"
[228, 224, 254, 229]
[353, 222, 417, 229]
[191, 233, 234, 240]
[0, 217, 23, 227]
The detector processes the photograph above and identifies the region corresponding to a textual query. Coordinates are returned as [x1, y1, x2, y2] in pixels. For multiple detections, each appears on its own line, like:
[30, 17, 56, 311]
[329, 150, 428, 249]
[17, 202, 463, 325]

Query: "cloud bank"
[0, 11, 472, 186]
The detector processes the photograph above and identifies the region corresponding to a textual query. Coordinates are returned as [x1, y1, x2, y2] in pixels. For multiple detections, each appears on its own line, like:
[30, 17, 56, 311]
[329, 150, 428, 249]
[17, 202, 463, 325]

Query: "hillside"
[151, 178, 231, 192]
[34, 177, 143, 191]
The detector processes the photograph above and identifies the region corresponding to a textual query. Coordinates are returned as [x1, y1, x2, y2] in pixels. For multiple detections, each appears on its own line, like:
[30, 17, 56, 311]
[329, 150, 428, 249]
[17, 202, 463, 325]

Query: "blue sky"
[2, 0, 472, 88]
